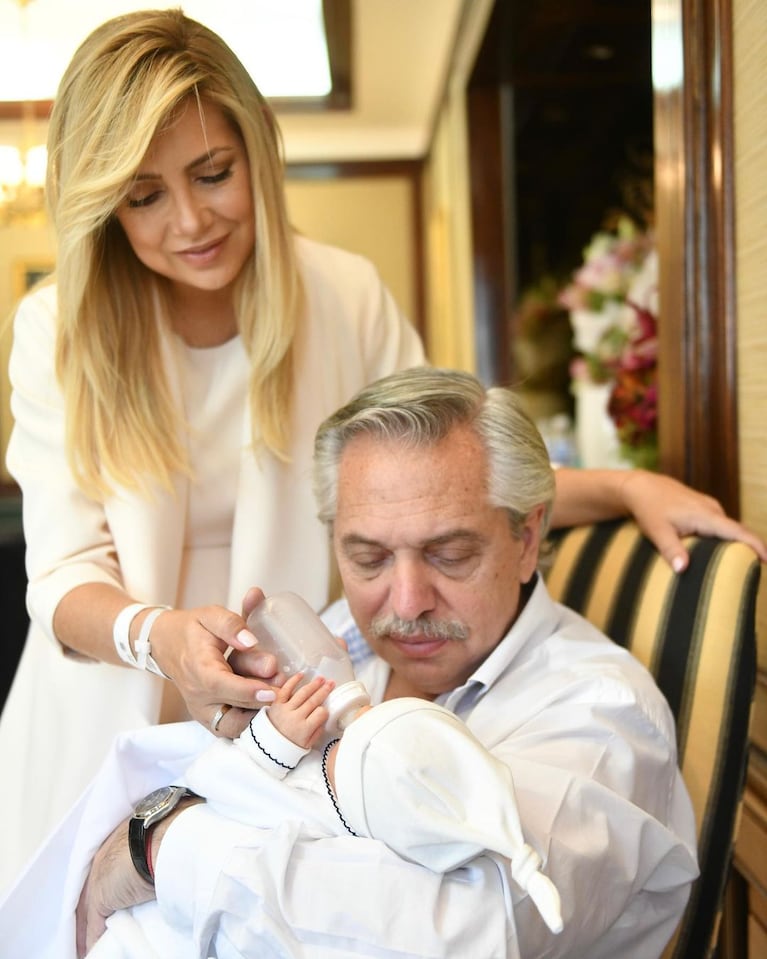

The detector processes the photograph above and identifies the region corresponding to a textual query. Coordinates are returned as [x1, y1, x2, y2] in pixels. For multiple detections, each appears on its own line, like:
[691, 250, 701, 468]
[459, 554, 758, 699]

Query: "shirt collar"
[438, 573, 561, 712]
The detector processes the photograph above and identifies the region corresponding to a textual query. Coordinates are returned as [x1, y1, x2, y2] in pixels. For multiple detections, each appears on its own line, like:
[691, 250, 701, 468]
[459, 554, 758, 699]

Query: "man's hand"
[75, 817, 154, 957]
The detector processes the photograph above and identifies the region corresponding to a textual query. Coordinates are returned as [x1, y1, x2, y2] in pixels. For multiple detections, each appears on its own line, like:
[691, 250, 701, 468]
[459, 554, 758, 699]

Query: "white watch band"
[134, 606, 171, 677]
[113, 603, 154, 667]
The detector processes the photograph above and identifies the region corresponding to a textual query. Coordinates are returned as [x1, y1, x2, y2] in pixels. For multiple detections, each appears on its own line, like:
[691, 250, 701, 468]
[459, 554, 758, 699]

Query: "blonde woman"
[1, 8, 763, 900]
[0, 8, 425, 893]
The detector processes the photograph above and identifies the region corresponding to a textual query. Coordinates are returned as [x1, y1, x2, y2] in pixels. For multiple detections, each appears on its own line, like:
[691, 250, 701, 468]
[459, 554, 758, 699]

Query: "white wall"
[285, 174, 418, 324]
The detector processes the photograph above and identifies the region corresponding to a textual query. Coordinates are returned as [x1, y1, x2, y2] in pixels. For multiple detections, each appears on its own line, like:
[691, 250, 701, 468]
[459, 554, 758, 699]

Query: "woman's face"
[115, 98, 255, 297]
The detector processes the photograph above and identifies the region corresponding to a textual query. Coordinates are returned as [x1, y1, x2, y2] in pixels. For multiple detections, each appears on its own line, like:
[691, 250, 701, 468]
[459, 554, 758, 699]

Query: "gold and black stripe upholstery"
[545, 519, 760, 959]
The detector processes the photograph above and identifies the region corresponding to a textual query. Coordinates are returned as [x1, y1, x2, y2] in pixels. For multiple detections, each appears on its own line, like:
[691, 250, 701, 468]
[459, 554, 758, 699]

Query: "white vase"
[573, 379, 629, 469]
[570, 304, 626, 355]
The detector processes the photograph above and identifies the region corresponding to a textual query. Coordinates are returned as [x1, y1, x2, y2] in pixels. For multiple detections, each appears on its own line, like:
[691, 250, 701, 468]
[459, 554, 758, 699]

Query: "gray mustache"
[370, 615, 469, 642]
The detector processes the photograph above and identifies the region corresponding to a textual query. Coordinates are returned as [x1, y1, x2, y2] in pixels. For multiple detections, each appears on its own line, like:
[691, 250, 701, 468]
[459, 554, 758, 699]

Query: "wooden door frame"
[468, 0, 741, 515]
[653, 0, 740, 514]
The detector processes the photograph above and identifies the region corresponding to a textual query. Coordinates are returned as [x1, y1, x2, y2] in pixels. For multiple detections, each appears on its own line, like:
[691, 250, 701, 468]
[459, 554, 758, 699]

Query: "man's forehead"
[335, 429, 490, 525]
[337, 427, 487, 486]
[338, 527, 486, 551]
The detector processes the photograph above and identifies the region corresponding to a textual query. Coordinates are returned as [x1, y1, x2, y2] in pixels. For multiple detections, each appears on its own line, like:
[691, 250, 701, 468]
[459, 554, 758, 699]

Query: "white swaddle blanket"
[0, 701, 561, 958]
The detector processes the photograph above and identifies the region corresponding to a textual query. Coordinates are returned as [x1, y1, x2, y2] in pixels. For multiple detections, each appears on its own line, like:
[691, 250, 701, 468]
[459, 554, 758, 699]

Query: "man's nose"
[390, 559, 436, 621]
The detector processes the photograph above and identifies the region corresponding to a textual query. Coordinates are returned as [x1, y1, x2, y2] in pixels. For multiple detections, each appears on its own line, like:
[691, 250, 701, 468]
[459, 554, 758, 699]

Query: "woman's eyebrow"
[133, 146, 235, 180]
[185, 146, 234, 171]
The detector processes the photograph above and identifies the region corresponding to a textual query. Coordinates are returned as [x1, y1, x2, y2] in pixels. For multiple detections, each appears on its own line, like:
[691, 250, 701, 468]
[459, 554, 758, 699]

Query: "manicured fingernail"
[671, 556, 686, 574]
[256, 689, 276, 703]
[237, 629, 257, 648]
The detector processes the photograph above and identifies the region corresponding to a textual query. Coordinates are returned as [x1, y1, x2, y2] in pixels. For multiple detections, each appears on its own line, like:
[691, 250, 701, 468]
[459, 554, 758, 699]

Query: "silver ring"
[210, 704, 231, 733]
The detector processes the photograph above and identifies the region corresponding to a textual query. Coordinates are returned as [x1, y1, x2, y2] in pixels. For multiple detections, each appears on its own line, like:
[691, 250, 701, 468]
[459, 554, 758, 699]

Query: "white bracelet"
[113, 603, 155, 667]
[134, 606, 172, 678]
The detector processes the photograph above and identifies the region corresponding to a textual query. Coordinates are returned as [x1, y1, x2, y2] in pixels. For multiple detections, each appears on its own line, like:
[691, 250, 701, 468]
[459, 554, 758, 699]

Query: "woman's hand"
[146, 599, 280, 738]
[552, 467, 767, 572]
[618, 470, 767, 571]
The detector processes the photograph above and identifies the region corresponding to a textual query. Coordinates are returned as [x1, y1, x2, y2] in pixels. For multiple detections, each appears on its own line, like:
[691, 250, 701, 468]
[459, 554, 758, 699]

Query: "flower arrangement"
[558, 217, 658, 469]
[558, 217, 652, 313]
[605, 302, 659, 469]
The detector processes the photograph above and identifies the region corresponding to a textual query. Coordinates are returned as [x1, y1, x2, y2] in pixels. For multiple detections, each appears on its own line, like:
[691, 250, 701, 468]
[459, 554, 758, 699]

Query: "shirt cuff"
[154, 802, 251, 939]
[234, 708, 309, 778]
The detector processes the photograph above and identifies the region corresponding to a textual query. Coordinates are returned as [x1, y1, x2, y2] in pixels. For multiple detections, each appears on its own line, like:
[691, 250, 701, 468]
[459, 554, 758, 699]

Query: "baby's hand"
[267, 673, 335, 749]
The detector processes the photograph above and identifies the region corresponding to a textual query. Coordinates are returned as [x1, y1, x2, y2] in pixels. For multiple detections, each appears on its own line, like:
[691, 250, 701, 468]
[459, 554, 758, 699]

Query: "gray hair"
[313, 368, 555, 536]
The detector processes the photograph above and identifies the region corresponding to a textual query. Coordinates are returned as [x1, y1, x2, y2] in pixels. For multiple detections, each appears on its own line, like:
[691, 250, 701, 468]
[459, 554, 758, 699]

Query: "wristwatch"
[128, 785, 198, 884]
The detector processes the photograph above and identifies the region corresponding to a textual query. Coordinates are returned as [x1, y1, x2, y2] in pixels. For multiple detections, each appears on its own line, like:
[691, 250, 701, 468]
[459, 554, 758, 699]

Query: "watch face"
[135, 786, 175, 820]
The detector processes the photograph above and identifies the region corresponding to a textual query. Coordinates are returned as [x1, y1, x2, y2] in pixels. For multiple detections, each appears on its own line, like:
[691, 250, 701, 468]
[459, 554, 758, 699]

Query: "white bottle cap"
[326, 680, 371, 735]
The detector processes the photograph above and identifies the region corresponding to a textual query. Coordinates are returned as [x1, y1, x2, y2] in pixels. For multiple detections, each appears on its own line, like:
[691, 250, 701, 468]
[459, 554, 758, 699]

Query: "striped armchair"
[545, 519, 761, 959]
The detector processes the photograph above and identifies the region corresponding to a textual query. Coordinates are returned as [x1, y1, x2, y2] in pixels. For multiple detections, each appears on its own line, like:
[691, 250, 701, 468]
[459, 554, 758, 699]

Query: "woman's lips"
[178, 236, 226, 265]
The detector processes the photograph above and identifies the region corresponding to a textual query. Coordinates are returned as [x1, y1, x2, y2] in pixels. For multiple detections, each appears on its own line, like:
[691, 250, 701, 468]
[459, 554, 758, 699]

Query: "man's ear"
[518, 503, 547, 584]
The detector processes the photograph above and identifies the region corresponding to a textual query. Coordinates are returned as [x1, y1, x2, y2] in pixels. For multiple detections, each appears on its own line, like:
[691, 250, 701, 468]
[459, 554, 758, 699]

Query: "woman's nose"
[170, 188, 209, 235]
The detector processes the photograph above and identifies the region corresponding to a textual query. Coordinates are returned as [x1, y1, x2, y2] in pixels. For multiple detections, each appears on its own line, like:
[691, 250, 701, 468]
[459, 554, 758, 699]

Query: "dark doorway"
[467, 0, 740, 514]
[468, 0, 653, 389]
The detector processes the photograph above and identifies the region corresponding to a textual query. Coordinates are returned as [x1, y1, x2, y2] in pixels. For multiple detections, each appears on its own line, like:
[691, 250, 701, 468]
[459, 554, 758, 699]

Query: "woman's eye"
[200, 166, 233, 186]
[126, 190, 161, 209]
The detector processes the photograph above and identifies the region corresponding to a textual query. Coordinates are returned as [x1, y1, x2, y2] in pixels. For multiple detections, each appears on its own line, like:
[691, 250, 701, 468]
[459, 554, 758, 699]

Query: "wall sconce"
[0, 0, 47, 224]
[0, 140, 46, 224]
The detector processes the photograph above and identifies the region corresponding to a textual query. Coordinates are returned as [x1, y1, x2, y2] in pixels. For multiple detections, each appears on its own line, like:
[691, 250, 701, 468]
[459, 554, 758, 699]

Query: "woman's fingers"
[209, 705, 257, 739]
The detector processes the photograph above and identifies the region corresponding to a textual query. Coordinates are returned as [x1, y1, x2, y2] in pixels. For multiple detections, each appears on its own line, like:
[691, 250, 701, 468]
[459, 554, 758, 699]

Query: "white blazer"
[0, 236, 425, 895]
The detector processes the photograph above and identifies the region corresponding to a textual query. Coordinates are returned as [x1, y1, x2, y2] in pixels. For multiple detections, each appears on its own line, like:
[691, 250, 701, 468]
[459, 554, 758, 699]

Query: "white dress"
[0, 236, 425, 895]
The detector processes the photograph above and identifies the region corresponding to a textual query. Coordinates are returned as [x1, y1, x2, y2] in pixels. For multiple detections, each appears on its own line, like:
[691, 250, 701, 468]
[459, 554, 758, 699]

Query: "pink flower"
[576, 253, 626, 296]
[569, 355, 590, 382]
[559, 220, 658, 468]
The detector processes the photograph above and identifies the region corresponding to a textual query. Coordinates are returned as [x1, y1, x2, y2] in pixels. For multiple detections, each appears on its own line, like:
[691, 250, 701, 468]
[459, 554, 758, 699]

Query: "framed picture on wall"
[13, 259, 54, 299]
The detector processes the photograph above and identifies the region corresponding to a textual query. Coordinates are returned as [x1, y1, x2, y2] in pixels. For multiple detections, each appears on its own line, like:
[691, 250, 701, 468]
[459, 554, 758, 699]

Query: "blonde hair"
[46, 8, 303, 497]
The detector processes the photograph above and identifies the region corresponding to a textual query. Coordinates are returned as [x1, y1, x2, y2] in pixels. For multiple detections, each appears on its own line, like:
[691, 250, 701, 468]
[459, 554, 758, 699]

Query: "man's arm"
[551, 467, 767, 569]
[77, 797, 512, 957]
[75, 795, 204, 958]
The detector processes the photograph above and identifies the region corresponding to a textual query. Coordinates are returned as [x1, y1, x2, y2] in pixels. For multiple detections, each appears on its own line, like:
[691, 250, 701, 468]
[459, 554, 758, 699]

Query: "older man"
[2, 369, 697, 959]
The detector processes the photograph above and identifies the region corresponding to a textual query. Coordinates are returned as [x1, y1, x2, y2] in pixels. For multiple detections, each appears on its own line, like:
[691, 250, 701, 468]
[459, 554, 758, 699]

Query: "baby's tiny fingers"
[299, 678, 335, 711]
[276, 673, 305, 701]
[287, 676, 327, 706]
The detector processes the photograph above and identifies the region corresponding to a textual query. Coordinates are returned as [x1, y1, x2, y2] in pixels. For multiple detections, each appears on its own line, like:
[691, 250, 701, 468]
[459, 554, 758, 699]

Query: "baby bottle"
[246, 591, 371, 736]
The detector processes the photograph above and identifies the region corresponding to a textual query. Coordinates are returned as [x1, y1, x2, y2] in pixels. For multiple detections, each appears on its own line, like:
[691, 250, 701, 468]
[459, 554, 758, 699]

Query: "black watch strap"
[128, 785, 198, 884]
[128, 815, 154, 884]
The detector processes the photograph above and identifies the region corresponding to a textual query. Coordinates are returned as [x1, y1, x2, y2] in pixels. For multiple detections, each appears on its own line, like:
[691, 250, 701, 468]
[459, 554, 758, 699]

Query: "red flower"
[606, 302, 658, 461]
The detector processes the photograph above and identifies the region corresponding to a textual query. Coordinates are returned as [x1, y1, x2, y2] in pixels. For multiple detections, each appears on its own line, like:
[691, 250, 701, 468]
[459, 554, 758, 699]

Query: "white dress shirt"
[0, 576, 697, 958]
